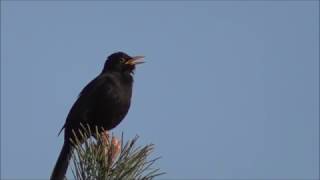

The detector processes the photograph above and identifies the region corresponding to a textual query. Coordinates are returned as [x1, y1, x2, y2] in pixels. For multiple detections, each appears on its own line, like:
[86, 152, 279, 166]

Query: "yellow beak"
[125, 56, 145, 65]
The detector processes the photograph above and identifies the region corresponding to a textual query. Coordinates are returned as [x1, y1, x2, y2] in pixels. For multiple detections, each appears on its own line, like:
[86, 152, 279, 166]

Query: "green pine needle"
[68, 125, 165, 180]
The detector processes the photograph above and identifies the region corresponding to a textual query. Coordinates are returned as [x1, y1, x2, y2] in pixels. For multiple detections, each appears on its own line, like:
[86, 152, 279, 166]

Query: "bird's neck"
[102, 71, 133, 85]
[121, 72, 134, 85]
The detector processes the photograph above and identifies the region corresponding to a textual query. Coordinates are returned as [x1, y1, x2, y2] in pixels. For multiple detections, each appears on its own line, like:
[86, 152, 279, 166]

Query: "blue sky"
[1, 1, 319, 179]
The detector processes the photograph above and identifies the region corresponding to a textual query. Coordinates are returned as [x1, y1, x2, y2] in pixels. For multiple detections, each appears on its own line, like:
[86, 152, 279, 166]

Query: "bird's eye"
[120, 58, 126, 63]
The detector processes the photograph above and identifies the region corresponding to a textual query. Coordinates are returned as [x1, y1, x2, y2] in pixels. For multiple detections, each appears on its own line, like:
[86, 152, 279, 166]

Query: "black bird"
[50, 52, 144, 180]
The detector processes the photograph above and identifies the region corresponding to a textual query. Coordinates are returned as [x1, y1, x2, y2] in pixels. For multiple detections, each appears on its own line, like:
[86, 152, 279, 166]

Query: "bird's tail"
[50, 142, 72, 180]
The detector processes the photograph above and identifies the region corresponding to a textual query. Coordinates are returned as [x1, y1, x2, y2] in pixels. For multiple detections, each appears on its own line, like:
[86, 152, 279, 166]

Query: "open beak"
[125, 56, 145, 65]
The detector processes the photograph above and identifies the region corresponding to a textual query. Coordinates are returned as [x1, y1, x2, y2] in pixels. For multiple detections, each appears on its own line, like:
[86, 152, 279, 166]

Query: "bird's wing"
[79, 74, 108, 97]
[58, 74, 114, 136]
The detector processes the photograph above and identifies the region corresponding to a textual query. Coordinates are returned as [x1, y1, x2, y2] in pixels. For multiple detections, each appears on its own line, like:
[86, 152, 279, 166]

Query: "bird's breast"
[96, 77, 133, 130]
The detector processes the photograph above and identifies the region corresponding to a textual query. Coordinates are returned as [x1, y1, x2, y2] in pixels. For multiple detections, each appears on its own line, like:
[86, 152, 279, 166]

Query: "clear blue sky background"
[1, 1, 319, 179]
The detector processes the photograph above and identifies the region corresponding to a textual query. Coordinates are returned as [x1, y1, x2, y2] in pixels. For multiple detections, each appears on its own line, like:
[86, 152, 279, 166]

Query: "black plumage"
[50, 52, 144, 180]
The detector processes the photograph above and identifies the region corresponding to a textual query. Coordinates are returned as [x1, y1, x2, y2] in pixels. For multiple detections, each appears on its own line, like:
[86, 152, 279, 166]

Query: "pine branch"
[68, 125, 164, 180]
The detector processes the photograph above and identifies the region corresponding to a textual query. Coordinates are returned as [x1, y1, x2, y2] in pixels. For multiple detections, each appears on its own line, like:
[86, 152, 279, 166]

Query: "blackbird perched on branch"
[50, 52, 144, 180]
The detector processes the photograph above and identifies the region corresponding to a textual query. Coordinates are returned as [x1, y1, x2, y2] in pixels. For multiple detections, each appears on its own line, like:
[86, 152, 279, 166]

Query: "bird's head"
[102, 52, 144, 74]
